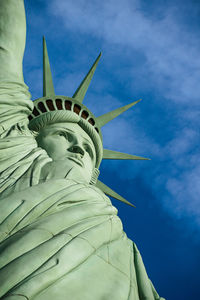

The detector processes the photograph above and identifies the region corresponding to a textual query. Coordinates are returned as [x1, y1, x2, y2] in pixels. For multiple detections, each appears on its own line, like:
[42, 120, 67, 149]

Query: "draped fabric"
[0, 1, 164, 299]
[0, 120, 163, 299]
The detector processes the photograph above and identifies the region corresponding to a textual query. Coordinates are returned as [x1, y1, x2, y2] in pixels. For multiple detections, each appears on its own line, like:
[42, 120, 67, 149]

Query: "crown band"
[28, 96, 101, 136]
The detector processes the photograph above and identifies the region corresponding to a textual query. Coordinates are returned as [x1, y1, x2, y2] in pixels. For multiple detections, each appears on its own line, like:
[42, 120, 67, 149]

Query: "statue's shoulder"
[88, 184, 112, 205]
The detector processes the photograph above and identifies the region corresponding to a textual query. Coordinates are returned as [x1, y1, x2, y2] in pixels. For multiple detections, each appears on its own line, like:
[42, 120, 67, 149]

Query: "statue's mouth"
[66, 156, 84, 167]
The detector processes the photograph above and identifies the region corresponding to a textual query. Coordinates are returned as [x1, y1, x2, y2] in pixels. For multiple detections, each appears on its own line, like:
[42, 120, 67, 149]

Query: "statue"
[0, 1, 165, 299]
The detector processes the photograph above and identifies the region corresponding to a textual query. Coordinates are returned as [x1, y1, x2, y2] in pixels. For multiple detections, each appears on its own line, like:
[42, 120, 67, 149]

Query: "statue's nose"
[68, 145, 84, 156]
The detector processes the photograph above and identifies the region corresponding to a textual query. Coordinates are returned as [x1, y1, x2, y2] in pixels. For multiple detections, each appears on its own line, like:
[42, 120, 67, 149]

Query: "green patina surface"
[0, 1, 165, 299]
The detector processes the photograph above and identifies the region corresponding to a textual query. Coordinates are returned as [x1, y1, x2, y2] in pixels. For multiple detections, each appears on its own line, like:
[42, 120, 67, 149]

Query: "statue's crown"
[29, 37, 149, 207]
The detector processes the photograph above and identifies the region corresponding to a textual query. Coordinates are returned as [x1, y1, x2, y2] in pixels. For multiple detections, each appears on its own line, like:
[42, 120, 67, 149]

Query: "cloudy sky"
[24, 0, 200, 298]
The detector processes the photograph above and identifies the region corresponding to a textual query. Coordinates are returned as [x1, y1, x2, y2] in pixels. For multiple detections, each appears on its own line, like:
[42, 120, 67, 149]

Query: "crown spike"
[97, 99, 141, 128]
[72, 52, 102, 103]
[43, 36, 55, 97]
[96, 180, 135, 207]
[103, 149, 150, 160]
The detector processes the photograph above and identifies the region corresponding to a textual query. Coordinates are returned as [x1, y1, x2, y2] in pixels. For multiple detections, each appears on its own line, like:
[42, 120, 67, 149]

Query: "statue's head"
[28, 38, 148, 205]
[30, 102, 102, 184]
[28, 94, 103, 184]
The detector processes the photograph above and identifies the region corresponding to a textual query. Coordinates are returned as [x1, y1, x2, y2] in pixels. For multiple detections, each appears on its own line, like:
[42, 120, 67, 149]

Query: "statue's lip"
[66, 156, 84, 167]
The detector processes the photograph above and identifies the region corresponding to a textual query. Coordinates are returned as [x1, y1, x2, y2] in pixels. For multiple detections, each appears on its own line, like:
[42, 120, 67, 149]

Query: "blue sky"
[24, 0, 200, 298]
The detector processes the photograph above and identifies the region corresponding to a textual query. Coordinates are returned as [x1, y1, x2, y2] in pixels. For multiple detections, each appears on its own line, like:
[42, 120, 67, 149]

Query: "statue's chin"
[55, 159, 92, 184]
[39, 159, 91, 184]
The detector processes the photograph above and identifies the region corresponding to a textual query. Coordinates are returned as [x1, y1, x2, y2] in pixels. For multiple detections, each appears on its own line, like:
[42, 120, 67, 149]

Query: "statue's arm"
[0, 0, 33, 136]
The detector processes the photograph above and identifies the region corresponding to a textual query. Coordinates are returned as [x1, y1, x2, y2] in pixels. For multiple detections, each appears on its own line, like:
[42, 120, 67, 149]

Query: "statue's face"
[36, 123, 96, 182]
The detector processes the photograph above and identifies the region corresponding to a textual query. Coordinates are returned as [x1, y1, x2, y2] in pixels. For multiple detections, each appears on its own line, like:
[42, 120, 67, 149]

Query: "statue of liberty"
[0, 1, 165, 299]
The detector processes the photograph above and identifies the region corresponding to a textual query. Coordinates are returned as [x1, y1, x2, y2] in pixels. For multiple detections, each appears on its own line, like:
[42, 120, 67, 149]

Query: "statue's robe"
[0, 1, 164, 299]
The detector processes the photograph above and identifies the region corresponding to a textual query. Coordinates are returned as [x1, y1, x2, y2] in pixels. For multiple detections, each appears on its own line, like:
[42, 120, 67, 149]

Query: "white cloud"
[165, 128, 199, 158]
[165, 163, 200, 225]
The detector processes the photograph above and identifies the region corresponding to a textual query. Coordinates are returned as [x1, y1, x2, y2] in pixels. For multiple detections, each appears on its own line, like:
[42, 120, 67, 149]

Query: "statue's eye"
[58, 131, 69, 139]
[58, 131, 73, 142]
[58, 131, 67, 137]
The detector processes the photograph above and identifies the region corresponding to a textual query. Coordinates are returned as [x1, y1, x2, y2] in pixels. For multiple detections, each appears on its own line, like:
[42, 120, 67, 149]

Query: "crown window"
[65, 100, 72, 110]
[55, 99, 63, 110]
[38, 102, 47, 113]
[46, 99, 55, 111]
